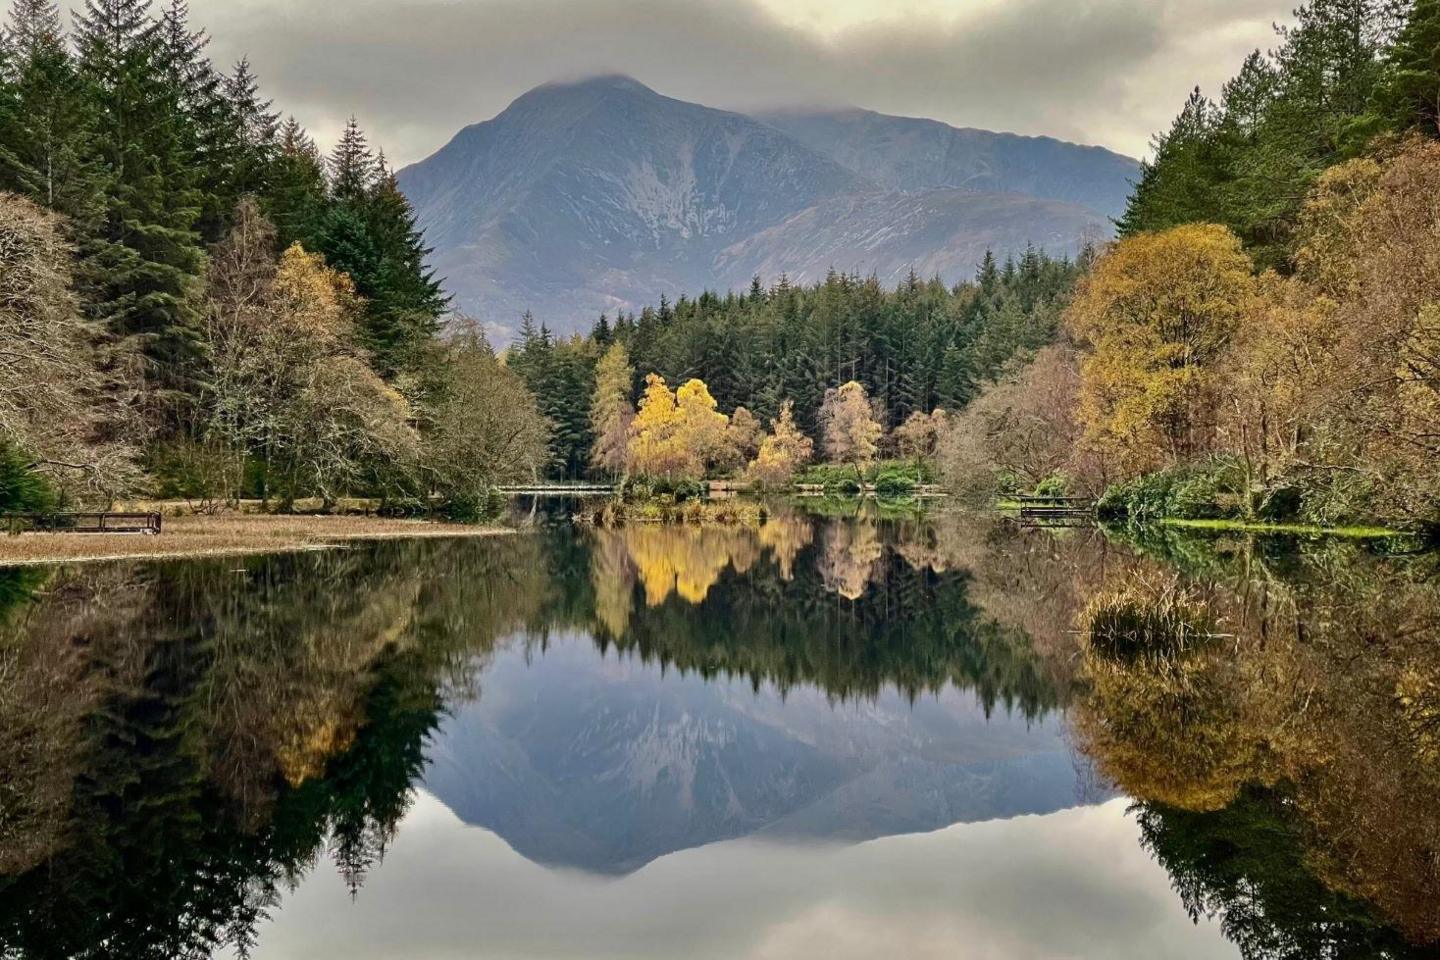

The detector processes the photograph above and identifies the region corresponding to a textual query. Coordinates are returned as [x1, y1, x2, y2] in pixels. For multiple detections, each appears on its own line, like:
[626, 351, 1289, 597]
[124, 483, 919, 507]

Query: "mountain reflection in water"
[0, 508, 1436, 958]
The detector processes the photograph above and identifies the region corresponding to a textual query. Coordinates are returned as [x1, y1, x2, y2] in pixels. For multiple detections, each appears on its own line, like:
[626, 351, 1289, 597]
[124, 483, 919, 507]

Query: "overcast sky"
[183, 0, 1299, 166]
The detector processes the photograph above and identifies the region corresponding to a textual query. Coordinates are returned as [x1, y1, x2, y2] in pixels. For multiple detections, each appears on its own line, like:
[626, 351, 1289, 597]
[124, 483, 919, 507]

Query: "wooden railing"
[4, 512, 163, 535]
[1008, 495, 1097, 524]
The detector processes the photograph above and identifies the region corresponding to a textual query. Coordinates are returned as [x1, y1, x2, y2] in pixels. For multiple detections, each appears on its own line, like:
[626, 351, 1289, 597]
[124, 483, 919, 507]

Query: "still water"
[0, 506, 1436, 958]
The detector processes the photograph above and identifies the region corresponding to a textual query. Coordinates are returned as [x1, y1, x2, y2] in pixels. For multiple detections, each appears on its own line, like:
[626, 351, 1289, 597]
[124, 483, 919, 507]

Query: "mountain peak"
[533, 73, 655, 96]
[398, 78, 1127, 340]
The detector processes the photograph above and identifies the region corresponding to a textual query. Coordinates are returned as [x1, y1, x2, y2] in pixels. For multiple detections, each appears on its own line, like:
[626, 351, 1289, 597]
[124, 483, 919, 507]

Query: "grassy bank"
[1159, 518, 1404, 539]
[0, 513, 510, 567]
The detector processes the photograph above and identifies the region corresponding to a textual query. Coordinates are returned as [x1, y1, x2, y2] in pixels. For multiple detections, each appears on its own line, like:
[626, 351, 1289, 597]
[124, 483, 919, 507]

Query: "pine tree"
[266, 117, 327, 248]
[0, 0, 106, 224]
[329, 116, 377, 203]
[1375, 0, 1440, 135]
[312, 124, 445, 377]
[358, 159, 447, 374]
[1117, 89, 1219, 237]
[75, 0, 207, 427]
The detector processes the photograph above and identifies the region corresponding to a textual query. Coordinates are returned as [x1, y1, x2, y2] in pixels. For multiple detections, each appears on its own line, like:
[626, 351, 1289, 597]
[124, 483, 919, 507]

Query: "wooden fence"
[5, 512, 163, 535]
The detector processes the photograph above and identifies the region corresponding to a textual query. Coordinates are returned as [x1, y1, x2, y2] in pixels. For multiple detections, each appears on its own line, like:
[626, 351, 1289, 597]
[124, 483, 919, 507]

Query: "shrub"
[872, 468, 917, 498]
[1098, 458, 1248, 522]
[441, 487, 509, 524]
[1084, 580, 1214, 662]
[0, 441, 57, 514]
[1033, 473, 1070, 498]
[1257, 484, 1304, 522]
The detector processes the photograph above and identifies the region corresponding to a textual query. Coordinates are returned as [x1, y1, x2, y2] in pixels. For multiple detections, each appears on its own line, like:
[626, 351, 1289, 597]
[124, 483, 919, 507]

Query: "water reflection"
[0, 516, 1437, 957]
[1069, 533, 1440, 956]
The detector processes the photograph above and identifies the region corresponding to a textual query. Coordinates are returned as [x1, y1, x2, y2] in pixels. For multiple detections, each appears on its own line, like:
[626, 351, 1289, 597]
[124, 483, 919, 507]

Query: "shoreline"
[0, 513, 514, 568]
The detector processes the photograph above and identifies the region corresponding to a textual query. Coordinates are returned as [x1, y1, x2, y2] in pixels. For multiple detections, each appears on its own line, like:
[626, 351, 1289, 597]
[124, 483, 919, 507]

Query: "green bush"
[872, 468, 917, 498]
[797, 460, 932, 495]
[1257, 484, 1304, 522]
[1098, 458, 1249, 522]
[0, 441, 57, 514]
[795, 464, 861, 490]
[439, 486, 509, 524]
[1033, 474, 1070, 498]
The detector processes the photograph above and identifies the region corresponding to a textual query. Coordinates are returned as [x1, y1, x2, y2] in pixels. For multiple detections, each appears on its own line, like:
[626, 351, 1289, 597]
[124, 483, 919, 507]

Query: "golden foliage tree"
[588, 342, 634, 478]
[1288, 140, 1440, 519]
[626, 375, 731, 481]
[204, 210, 417, 506]
[745, 401, 814, 489]
[627, 374, 689, 480]
[674, 378, 729, 467]
[1065, 224, 1256, 474]
[819, 380, 883, 475]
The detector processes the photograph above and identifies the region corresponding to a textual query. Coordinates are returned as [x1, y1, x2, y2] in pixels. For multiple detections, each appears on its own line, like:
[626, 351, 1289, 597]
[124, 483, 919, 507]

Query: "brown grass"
[0, 512, 510, 567]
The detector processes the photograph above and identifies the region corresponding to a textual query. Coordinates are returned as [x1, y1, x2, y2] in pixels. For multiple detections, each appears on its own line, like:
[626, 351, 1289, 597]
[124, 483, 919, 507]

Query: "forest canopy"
[0, 0, 549, 512]
[940, 0, 1440, 532]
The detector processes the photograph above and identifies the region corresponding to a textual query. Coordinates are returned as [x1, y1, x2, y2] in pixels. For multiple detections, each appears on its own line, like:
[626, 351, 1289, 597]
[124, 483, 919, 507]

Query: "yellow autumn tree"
[1065, 224, 1256, 475]
[589, 342, 634, 478]
[819, 381, 883, 477]
[627, 374, 686, 479]
[626, 375, 731, 481]
[745, 401, 814, 489]
[674, 378, 730, 469]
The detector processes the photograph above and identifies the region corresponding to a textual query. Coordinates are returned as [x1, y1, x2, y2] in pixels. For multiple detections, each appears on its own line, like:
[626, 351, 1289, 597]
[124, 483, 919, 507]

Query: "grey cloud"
[188, 0, 1296, 164]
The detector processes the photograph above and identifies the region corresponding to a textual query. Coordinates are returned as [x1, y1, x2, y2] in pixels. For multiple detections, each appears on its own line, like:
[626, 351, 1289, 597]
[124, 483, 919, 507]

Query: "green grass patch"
[1161, 518, 1404, 539]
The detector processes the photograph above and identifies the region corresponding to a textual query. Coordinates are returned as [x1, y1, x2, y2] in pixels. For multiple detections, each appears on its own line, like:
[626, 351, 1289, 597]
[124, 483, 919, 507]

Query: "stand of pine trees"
[0, 0, 442, 399]
[0, 0, 530, 509]
[1119, 0, 1437, 270]
[510, 252, 1089, 479]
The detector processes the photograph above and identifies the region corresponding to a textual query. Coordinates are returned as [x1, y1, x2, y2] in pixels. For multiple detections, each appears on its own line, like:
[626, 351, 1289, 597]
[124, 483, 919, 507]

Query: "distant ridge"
[398, 76, 1135, 339]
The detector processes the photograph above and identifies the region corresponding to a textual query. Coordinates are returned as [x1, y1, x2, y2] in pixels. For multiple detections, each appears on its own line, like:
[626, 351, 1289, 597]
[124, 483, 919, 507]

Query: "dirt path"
[0, 513, 512, 567]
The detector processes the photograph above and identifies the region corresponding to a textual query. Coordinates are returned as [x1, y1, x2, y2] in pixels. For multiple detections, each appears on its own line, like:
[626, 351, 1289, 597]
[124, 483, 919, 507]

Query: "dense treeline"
[510, 250, 1087, 479]
[943, 0, 1440, 531]
[0, 0, 549, 511]
[1117, 0, 1414, 268]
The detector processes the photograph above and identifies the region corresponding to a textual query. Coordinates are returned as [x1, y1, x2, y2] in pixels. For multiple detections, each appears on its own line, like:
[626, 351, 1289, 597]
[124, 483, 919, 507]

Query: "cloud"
[185, 0, 1297, 164]
[237, 792, 1237, 960]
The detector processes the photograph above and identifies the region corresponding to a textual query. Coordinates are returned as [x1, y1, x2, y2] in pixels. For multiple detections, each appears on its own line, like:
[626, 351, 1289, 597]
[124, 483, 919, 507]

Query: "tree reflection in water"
[2, 516, 1440, 957]
[1071, 529, 1440, 958]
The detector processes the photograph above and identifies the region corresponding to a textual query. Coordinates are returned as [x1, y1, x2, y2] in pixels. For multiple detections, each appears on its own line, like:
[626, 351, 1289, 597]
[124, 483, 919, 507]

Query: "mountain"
[398, 76, 1134, 338]
[757, 107, 1141, 220]
[422, 634, 1097, 875]
[713, 188, 1109, 292]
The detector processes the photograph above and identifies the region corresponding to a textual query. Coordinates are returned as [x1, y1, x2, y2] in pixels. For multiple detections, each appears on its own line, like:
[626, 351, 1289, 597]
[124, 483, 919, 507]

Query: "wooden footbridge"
[1010, 495, 1097, 527]
[494, 483, 618, 496]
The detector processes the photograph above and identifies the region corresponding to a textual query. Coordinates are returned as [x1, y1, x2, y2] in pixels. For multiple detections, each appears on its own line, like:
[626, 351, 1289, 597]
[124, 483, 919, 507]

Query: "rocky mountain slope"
[758, 107, 1140, 220]
[398, 76, 1136, 338]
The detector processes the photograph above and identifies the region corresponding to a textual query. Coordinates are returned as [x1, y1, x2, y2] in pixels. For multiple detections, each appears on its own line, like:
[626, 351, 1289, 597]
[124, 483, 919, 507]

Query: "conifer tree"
[328, 116, 377, 203]
[75, 0, 206, 426]
[266, 117, 327, 248]
[0, 0, 106, 226]
[1375, 0, 1440, 135]
[314, 122, 445, 377]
